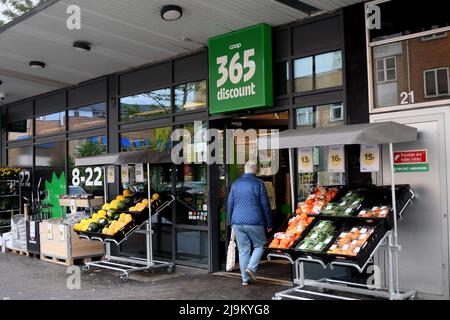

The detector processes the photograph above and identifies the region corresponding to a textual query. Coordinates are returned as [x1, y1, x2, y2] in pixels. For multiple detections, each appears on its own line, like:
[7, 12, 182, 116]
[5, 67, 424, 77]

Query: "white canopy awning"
[75, 150, 171, 166]
[258, 122, 418, 150]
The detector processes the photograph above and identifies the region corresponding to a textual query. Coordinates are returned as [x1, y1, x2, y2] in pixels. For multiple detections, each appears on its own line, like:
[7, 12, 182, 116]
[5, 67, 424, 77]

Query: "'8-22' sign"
[72, 167, 103, 187]
[208, 23, 273, 114]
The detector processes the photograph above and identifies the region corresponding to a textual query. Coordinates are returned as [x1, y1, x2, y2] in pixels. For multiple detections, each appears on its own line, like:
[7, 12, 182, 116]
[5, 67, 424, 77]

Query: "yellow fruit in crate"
[81, 224, 89, 232]
[102, 203, 109, 211]
[129, 206, 136, 212]
[98, 210, 107, 217]
[152, 194, 159, 201]
[123, 190, 131, 197]
[92, 213, 99, 220]
[110, 200, 118, 209]
[106, 229, 115, 236]
[125, 215, 132, 224]
[142, 199, 149, 206]
[116, 195, 125, 202]
[102, 228, 108, 235]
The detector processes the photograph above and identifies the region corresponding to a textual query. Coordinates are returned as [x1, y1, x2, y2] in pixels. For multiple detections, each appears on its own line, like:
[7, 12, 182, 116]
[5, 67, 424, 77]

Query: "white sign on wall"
[360, 144, 380, 173]
[298, 147, 314, 173]
[328, 145, 345, 173]
[121, 165, 129, 183]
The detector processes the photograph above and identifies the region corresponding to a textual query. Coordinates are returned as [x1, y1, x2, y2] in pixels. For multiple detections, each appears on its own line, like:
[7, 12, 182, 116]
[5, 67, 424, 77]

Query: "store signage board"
[328, 145, 345, 173]
[298, 147, 314, 173]
[208, 23, 273, 114]
[394, 150, 429, 173]
[360, 144, 380, 173]
[135, 163, 145, 183]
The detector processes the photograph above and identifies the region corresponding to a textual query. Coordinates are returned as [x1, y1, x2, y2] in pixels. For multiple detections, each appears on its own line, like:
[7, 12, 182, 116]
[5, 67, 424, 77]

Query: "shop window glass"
[35, 142, 66, 218]
[35, 111, 65, 136]
[175, 80, 207, 112]
[68, 136, 107, 196]
[294, 56, 313, 92]
[176, 229, 208, 264]
[7, 146, 33, 167]
[121, 127, 171, 153]
[120, 88, 171, 122]
[68, 102, 107, 131]
[315, 51, 342, 89]
[175, 164, 208, 226]
[7, 119, 33, 141]
[275, 61, 290, 96]
[372, 34, 450, 109]
[296, 105, 345, 199]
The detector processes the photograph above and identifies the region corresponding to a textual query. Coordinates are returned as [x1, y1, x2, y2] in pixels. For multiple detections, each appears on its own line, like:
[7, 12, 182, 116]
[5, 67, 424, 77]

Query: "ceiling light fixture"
[161, 5, 183, 21]
[73, 41, 92, 52]
[29, 61, 46, 69]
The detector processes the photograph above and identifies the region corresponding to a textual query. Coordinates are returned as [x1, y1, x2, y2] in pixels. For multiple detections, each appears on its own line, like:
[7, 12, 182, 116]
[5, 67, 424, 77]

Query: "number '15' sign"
[72, 167, 103, 187]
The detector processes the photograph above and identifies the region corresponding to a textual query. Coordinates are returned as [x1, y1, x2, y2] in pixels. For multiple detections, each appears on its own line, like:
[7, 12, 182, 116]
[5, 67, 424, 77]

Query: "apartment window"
[296, 107, 314, 128]
[329, 103, 344, 122]
[376, 57, 397, 84]
[424, 68, 450, 98]
[35, 111, 65, 136]
[69, 102, 107, 131]
[294, 51, 342, 93]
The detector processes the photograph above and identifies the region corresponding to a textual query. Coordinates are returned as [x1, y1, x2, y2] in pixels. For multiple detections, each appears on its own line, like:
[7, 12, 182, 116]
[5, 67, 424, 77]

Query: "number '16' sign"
[216, 48, 256, 87]
[72, 167, 103, 187]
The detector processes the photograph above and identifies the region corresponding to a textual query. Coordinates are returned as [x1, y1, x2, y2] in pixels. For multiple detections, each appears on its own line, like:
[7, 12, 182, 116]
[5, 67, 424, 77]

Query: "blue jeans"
[233, 225, 266, 283]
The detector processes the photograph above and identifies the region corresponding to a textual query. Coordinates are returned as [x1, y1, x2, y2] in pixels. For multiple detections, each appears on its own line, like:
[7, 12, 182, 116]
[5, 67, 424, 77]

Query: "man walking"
[228, 161, 273, 286]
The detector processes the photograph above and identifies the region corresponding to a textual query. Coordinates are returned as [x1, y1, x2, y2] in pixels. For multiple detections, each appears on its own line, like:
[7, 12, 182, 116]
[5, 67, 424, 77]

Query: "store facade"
[1, 2, 370, 273]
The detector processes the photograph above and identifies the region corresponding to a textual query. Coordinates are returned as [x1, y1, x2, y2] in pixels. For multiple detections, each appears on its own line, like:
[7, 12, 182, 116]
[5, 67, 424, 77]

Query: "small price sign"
[298, 147, 314, 173]
[360, 144, 380, 173]
[121, 165, 129, 183]
[328, 145, 345, 173]
[135, 163, 145, 183]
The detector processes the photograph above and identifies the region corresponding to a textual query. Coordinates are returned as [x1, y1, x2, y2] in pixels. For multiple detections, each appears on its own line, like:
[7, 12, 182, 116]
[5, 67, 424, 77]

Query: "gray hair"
[244, 161, 258, 174]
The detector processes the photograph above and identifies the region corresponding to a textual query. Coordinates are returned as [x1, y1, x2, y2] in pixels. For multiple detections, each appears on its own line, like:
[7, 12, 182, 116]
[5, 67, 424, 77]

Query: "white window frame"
[423, 67, 450, 99]
[296, 107, 314, 126]
[329, 103, 344, 122]
[365, 0, 450, 114]
[376, 56, 397, 84]
[421, 32, 448, 42]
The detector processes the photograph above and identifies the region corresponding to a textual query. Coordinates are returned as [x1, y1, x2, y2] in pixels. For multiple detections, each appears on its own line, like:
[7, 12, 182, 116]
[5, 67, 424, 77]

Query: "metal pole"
[146, 163, 153, 266]
[388, 143, 400, 296]
[103, 165, 108, 204]
[289, 148, 296, 213]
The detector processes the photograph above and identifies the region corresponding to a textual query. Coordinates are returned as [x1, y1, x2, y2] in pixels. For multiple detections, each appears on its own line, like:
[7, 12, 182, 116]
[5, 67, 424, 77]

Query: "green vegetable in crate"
[296, 221, 336, 252]
[322, 191, 365, 217]
[107, 209, 118, 219]
[87, 222, 101, 233]
[97, 218, 109, 228]
[116, 201, 127, 211]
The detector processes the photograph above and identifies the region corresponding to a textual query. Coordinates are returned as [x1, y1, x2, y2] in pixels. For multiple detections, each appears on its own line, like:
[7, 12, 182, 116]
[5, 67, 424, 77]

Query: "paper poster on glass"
[360, 144, 380, 173]
[298, 147, 314, 173]
[328, 145, 345, 173]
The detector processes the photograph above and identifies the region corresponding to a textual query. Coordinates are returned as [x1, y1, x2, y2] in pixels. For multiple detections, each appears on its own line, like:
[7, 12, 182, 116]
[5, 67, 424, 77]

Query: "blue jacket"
[227, 174, 273, 228]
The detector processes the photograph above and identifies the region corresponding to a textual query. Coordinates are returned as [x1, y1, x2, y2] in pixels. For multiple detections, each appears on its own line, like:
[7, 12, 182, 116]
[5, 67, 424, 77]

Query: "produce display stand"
[74, 150, 175, 281]
[0, 168, 23, 234]
[259, 122, 418, 300]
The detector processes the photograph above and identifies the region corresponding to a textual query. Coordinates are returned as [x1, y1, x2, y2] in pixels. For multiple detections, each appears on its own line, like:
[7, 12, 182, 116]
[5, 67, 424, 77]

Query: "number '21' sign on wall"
[209, 23, 273, 114]
[72, 167, 103, 187]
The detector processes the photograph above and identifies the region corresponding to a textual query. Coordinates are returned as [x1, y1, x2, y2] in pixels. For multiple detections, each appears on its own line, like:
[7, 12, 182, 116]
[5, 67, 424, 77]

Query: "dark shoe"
[245, 269, 257, 283]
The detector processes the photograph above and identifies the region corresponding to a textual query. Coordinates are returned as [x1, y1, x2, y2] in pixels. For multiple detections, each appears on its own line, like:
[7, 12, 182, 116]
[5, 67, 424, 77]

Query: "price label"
[59, 225, 65, 242]
[298, 147, 314, 173]
[30, 221, 36, 240]
[121, 165, 129, 183]
[360, 144, 380, 173]
[107, 165, 115, 184]
[47, 223, 53, 240]
[135, 163, 145, 183]
[328, 145, 345, 173]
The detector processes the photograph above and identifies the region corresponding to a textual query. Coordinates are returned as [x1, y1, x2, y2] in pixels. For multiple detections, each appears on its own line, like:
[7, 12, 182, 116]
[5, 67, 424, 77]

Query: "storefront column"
[107, 74, 120, 200]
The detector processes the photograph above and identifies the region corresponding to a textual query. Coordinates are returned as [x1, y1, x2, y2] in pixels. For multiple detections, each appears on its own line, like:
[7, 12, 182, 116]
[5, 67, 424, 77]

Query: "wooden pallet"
[40, 254, 104, 266]
[6, 248, 40, 259]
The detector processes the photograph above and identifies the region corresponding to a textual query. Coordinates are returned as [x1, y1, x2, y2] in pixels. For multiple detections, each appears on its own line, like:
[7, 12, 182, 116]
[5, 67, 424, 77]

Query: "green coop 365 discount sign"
[208, 23, 273, 114]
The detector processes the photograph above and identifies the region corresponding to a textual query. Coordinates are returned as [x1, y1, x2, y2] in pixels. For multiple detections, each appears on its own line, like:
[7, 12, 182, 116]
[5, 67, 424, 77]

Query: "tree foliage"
[0, 0, 45, 26]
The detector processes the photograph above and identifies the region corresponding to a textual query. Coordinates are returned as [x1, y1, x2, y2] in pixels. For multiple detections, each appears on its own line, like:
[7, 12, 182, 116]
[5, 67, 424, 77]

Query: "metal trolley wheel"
[82, 265, 91, 273]
[167, 265, 175, 274]
[120, 273, 129, 282]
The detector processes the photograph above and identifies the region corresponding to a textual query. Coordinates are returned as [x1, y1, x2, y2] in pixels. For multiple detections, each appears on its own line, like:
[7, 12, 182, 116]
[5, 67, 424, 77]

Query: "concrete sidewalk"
[0, 253, 288, 300]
